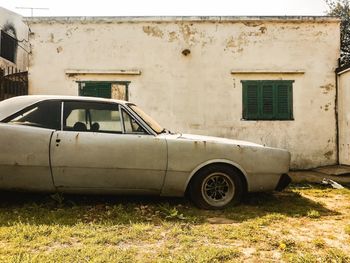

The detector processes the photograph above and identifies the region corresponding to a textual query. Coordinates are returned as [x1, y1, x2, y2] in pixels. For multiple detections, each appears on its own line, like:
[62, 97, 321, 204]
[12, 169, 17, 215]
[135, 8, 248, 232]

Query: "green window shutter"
[97, 85, 112, 98]
[243, 82, 259, 119]
[80, 86, 97, 97]
[261, 82, 274, 119]
[242, 80, 293, 120]
[80, 83, 112, 99]
[276, 82, 293, 119]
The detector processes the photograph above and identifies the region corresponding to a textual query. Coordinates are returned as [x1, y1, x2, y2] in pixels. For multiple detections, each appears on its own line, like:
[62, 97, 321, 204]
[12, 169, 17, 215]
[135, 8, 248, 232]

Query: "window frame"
[1, 99, 156, 136]
[78, 81, 130, 101]
[241, 80, 294, 121]
[119, 104, 154, 135]
[2, 99, 62, 130]
[61, 100, 153, 135]
[0, 30, 18, 63]
[120, 108, 148, 135]
[62, 100, 124, 134]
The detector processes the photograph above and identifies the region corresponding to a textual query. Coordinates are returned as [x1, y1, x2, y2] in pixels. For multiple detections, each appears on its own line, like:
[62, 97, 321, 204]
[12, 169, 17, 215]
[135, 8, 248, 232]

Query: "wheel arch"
[185, 159, 249, 195]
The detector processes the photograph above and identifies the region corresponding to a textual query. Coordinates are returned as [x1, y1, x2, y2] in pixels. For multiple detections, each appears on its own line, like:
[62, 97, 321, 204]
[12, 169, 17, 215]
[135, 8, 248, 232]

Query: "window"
[79, 82, 129, 100]
[63, 101, 122, 133]
[0, 30, 17, 63]
[128, 104, 163, 134]
[5, 100, 61, 129]
[242, 80, 293, 120]
[79, 82, 112, 99]
[122, 109, 147, 134]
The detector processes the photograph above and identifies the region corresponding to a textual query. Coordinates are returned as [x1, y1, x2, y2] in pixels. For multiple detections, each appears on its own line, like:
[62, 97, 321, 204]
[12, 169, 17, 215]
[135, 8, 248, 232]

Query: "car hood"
[175, 133, 264, 148]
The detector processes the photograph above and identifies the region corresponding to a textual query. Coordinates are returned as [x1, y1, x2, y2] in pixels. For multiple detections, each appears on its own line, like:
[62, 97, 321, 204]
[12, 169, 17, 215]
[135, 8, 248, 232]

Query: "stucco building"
[337, 65, 350, 166]
[24, 16, 341, 169]
[0, 7, 29, 70]
[0, 7, 29, 101]
[0, 8, 345, 169]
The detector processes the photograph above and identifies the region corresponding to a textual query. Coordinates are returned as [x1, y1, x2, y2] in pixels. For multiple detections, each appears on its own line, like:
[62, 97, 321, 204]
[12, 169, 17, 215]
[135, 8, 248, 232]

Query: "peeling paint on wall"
[56, 46, 63, 53]
[320, 102, 332, 111]
[142, 25, 164, 38]
[168, 31, 178, 42]
[179, 24, 198, 45]
[320, 83, 334, 94]
[259, 26, 267, 33]
[324, 150, 334, 160]
[49, 33, 54, 42]
[242, 21, 263, 27]
[224, 32, 250, 53]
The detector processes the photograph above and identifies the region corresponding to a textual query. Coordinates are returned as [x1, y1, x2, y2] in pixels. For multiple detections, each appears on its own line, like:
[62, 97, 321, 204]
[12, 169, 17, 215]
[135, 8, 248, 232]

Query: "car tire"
[190, 164, 243, 209]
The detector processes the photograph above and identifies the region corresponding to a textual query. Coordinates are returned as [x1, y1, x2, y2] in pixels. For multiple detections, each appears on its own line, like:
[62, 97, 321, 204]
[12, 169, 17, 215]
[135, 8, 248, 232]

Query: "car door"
[50, 100, 167, 194]
[0, 100, 61, 192]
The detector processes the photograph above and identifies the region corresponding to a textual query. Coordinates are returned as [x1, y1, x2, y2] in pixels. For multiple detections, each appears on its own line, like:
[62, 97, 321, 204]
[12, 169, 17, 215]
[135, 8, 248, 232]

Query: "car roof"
[0, 95, 129, 121]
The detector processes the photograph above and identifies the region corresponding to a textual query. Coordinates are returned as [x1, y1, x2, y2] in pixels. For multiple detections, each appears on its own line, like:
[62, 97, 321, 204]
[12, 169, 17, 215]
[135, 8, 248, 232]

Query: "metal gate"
[0, 66, 28, 101]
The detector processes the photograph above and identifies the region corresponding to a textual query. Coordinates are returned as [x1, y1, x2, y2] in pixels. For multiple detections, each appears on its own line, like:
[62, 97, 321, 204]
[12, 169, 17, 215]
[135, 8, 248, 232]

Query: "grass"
[0, 184, 349, 262]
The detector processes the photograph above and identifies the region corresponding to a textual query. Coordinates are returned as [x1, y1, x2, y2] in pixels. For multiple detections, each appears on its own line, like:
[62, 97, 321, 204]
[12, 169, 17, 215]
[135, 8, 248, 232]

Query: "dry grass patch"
[0, 184, 349, 262]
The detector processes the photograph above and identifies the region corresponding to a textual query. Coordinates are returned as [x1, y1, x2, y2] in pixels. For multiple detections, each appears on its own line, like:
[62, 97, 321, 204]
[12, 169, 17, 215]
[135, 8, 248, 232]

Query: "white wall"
[26, 17, 340, 169]
[0, 7, 29, 70]
[338, 70, 350, 165]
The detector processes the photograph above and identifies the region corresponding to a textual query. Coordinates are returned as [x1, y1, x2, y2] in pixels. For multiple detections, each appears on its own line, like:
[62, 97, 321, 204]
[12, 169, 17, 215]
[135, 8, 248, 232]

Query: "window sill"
[241, 118, 295, 121]
[65, 69, 142, 76]
[231, 70, 305, 75]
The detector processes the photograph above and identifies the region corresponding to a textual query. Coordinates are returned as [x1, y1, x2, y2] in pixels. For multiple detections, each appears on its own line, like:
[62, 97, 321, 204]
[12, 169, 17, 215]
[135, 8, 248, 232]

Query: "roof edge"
[336, 64, 350, 75]
[24, 16, 340, 23]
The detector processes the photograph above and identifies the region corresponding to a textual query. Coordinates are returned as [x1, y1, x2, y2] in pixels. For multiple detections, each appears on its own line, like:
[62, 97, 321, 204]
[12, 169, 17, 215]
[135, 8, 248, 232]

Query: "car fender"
[184, 158, 249, 191]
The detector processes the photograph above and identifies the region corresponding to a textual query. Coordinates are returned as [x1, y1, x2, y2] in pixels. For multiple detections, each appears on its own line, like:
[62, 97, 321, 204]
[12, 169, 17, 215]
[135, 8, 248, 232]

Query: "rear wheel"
[190, 165, 243, 209]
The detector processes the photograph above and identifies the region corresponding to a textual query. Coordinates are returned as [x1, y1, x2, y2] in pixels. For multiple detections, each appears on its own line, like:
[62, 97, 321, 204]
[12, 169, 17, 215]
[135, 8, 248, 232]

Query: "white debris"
[321, 178, 344, 189]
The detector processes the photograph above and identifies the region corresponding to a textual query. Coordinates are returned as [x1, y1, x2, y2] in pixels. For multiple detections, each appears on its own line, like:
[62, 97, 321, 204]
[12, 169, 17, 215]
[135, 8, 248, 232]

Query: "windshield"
[127, 104, 163, 134]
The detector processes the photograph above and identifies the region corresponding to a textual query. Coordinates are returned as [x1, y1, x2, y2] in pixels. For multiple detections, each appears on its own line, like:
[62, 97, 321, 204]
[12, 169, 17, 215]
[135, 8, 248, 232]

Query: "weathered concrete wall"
[0, 7, 29, 70]
[338, 69, 350, 165]
[26, 17, 340, 169]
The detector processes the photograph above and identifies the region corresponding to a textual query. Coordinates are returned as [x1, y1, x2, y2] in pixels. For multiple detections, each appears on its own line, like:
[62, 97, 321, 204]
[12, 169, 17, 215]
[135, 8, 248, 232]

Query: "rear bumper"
[275, 173, 291, 191]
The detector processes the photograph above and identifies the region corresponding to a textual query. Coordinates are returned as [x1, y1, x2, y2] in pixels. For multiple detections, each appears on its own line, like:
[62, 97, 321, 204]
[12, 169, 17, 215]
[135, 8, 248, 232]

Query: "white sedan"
[0, 95, 291, 209]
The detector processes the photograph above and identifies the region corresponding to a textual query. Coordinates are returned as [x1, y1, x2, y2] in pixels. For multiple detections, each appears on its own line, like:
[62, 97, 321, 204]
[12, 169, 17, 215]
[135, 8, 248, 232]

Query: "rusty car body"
[0, 95, 291, 209]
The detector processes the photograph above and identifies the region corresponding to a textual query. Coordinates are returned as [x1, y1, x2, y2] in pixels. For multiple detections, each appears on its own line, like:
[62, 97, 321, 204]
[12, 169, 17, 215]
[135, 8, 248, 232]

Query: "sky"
[0, 0, 330, 17]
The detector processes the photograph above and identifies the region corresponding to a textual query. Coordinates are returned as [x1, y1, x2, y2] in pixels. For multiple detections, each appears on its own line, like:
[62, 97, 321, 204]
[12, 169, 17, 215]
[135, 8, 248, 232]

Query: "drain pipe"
[335, 67, 339, 165]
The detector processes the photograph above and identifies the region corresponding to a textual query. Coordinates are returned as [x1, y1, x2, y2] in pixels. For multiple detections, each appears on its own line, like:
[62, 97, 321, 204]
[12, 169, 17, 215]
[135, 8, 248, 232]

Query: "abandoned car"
[0, 95, 291, 209]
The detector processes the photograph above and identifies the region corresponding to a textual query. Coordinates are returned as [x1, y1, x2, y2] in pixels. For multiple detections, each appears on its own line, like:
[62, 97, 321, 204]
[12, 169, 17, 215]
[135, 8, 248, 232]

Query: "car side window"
[122, 109, 147, 134]
[5, 100, 61, 130]
[66, 109, 90, 130]
[63, 101, 122, 133]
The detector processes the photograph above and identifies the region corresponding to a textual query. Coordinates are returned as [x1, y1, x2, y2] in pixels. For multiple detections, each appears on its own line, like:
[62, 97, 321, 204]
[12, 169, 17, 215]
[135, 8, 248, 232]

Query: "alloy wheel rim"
[201, 172, 235, 207]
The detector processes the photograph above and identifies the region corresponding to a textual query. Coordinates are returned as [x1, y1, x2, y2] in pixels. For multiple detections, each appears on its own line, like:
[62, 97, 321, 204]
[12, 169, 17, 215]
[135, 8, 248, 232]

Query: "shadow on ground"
[0, 186, 338, 226]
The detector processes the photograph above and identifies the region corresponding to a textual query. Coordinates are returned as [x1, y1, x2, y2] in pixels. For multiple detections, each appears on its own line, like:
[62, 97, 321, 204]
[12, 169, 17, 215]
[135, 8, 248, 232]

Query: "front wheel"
[189, 165, 243, 209]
